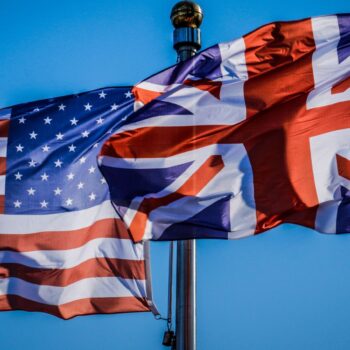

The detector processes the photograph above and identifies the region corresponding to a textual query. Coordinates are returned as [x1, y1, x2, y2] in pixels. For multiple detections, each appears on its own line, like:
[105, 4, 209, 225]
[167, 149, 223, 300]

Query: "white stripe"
[307, 16, 350, 109]
[0, 175, 5, 195]
[0, 276, 146, 305]
[0, 238, 144, 268]
[310, 129, 350, 233]
[135, 81, 181, 93]
[118, 87, 245, 132]
[0, 108, 11, 120]
[0, 200, 118, 234]
[0, 137, 7, 157]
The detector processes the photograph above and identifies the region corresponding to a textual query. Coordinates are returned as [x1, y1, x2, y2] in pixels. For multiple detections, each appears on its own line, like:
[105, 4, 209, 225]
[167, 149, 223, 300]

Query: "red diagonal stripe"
[132, 86, 162, 105]
[129, 155, 225, 242]
[336, 154, 350, 180]
[184, 78, 222, 99]
[331, 76, 350, 94]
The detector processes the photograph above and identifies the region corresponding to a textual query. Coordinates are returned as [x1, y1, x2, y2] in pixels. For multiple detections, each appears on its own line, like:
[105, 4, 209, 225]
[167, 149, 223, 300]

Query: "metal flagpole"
[170, 2, 203, 350]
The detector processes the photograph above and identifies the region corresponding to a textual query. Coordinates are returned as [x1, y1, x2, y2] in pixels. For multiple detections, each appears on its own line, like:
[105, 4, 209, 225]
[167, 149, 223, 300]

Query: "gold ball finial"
[171, 1, 203, 29]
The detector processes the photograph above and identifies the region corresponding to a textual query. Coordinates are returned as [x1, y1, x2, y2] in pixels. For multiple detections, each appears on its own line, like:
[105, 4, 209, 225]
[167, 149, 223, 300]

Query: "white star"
[79, 156, 87, 164]
[100, 177, 107, 184]
[33, 107, 40, 112]
[99, 91, 107, 99]
[14, 172, 23, 180]
[111, 103, 118, 111]
[54, 187, 62, 195]
[16, 144, 24, 152]
[96, 117, 104, 124]
[68, 144, 76, 152]
[88, 166, 96, 174]
[42, 145, 50, 152]
[40, 200, 48, 208]
[54, 159, 63, 167]
[28, 159, 37, 167]
[67, 172, 75, 180]
[14, 200, 22, 208]
[70, 117, 78, 126]
[84, 103, 92, 111]
[89, 192, 96, 201]
[27, 187, 36, 196]
[29, 131, 38, 139]
[58, 104, 66, 111]
[44, 116, 52, 124]
[81, 130, 90, 138]
[125, 91, 133, 98]
[19, 117, 26, 124]
[93, 143, 99, 148]
[56, 132, 64, 140]
[41, 172, 49, 181]
[65, 198, 73, 206]
[77, 182, 84, 189]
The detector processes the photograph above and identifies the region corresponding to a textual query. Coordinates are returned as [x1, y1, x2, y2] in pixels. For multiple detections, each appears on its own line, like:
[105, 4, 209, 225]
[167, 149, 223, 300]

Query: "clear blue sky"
[1, 1, 350, 349]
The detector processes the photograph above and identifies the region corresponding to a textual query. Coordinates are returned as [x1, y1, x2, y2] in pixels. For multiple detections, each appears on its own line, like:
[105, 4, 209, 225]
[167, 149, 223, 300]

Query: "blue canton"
[5, 87, 134, 214]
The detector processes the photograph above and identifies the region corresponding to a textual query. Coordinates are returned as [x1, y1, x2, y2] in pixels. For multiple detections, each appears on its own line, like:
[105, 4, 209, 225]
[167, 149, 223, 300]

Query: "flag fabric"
[0, 87, 157, 319]
[99, 14, 350, 242]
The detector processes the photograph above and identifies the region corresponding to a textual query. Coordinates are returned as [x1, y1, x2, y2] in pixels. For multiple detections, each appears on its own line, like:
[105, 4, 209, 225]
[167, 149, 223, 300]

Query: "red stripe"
[0, 218, 131, 252]
[0, 120, 9, 138]
[0, 257, 146, 286]
[0, 295, 150, 319]
[129, 155, 224, 242]
[0, 157, 6, 176]
[244, 18, 315, 118]
[101, 125, 234, 159]
[242, 19, 320, 232]
[336, 154, 350, 180]
[0, 195, 4, 214]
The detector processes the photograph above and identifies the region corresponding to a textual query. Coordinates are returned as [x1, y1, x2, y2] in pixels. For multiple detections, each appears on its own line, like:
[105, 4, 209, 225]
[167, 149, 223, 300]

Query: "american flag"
[0, 87, 156, 319]
[99, 14, 350, 241]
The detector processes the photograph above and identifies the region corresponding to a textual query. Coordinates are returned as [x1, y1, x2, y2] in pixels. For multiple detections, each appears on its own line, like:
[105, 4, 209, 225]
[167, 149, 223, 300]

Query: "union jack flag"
[99, 14, 350, 241]
[0, 87, 156, 318]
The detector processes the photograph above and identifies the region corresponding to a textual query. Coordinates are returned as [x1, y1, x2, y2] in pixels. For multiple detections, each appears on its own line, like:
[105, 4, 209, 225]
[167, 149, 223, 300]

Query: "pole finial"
[170, 1, 203, 29]
[171, 1, 203, 58]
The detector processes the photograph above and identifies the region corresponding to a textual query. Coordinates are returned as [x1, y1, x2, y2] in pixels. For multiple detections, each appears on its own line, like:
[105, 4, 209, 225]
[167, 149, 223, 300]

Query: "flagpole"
[170, 3, 203, 350]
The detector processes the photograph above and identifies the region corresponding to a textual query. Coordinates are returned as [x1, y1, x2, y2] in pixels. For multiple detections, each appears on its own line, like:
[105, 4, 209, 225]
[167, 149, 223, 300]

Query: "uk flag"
[99, 14, 350, 242]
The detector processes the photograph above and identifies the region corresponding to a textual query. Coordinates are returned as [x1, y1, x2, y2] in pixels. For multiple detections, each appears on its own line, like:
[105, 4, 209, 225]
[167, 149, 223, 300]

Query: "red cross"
[102, 18, 350, 236]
